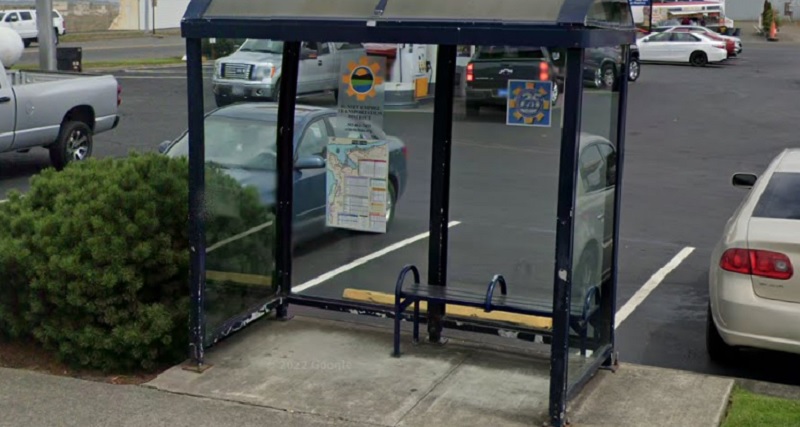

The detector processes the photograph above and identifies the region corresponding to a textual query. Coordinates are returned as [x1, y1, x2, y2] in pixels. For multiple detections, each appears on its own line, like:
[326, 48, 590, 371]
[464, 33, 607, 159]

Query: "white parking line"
[294, 221, 462, 293]
[615, 246, 696, 329]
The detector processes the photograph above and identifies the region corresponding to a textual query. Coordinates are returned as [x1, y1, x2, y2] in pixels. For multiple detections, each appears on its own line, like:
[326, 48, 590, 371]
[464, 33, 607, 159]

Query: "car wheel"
[706, 304, 736, 362]
[49, 121, 93, 171]
[551, 82, 559, 105]
[574, 248, 599, 305]
[628, 58, 640, 82]
[272, 81, 281, 102]
[53, 29, 59, 46]
[23, 39, 32, 48]
[601, 63, 616, 89]
[465, 102, 480, 117]
[214, 94, 230, 107]
[385, 180, 397, 228]
[690, 51, 708, 67]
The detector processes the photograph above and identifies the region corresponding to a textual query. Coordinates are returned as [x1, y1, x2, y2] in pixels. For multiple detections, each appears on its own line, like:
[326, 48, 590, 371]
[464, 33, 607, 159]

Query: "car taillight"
[720, 248, 794, 280]
[117, 84, 122, 106]
[401, 145, 407, 159]
[712, 43, 726, 50]
[466, 63, 474, 82]
[539, 61, 549, 81]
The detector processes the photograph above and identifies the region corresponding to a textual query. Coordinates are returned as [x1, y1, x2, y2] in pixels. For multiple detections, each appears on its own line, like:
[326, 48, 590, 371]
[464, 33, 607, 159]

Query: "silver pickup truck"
[0, 62, 121, 170]
[212, 40, 365, 107]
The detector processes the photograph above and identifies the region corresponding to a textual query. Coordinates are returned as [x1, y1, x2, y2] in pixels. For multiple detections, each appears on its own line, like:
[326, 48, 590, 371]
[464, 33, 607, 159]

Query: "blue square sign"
[505, 80, 553, 128]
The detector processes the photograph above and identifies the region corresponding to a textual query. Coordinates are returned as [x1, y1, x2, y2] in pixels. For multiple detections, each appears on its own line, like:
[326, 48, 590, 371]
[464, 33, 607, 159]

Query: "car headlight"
[214, 61, 222, 78]
[252, 64, 275, 81]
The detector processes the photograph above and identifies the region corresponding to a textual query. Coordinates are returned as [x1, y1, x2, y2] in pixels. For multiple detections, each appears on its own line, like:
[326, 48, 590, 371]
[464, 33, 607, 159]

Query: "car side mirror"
[732, 173, 757, 189]
[295, 155, 325, 170]
[158, 140, 171, 154]
[300, 50, 318, 60]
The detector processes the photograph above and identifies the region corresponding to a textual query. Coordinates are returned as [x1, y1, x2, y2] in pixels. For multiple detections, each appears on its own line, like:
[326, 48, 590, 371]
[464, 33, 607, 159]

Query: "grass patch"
[722, 385, 800, 427]
[13, 57, 185, 71]
[61, 29, 180, 43]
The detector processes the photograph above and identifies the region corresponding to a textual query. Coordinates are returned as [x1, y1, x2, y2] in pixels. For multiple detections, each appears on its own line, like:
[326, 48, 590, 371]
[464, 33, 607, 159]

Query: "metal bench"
[392, 264, 601, 357]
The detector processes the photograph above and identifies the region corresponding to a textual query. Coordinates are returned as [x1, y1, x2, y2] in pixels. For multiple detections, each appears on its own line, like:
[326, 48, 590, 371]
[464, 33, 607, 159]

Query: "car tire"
[601, 63, 616, 89]
[49, 121, 93, 171]
[574, 247, 599, 304]
[23, 39, 32, 48]
[690, 51, 708, 67]
[271, 80, 281, 102]
[551, 82, 559, 105]
[385, 180, 397, 229]
[53, 29, 59, 46]
[214, 94, 230, 107]
[628, 57, 640, 82]
[706, 304, 736, 362]
[465, 102, 480, 117]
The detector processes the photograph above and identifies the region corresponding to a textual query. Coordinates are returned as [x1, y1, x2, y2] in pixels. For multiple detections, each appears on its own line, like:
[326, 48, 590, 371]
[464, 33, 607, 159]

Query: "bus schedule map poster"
[326, 137, 389, 233]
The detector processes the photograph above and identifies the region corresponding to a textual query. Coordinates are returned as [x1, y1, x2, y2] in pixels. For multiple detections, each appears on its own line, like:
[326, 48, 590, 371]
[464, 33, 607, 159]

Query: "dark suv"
[464, 46, 563, 117]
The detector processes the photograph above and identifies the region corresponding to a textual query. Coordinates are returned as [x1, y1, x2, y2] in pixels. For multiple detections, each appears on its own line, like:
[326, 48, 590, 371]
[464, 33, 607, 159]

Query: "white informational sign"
[325, 137, 390, 233]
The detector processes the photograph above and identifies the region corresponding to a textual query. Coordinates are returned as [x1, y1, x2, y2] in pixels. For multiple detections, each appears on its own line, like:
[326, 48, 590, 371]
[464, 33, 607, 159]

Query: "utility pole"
[36, 0, 56, 70]
[152, 0, 157, 35]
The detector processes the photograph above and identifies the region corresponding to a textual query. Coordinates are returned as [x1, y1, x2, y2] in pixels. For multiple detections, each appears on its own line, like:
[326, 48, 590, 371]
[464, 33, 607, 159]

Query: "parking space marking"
[293, 220, 462, 293]
[615, 246, 696, 329]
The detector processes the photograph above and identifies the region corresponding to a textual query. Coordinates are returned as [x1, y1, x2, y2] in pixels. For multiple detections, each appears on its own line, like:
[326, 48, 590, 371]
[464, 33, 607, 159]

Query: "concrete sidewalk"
[1, 313, 736, 427]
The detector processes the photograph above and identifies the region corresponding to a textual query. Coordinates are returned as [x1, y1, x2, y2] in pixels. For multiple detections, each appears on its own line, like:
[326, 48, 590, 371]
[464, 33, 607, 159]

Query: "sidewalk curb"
[714, 377, 736, 427]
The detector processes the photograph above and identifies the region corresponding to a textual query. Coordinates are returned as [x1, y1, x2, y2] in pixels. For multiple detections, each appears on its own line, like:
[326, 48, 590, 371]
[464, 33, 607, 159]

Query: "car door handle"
[597, 213, 604, 220]
[318, 60, 323, 66]
[0, 97, 10, 104]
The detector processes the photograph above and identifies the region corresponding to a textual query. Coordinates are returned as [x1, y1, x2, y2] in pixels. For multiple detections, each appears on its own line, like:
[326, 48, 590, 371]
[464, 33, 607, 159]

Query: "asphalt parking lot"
[2, 41, 800, 386]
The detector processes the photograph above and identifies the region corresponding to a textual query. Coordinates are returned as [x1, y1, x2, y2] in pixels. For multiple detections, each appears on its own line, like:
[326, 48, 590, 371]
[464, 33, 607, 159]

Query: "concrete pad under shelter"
[146, 315, 553, 427]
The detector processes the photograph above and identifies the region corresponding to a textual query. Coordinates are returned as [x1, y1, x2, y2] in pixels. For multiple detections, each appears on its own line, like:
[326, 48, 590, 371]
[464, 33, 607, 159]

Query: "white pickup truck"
[212, 40, 366, 107]
[0, 61, 121, 170]
[0, 9, 65, 46]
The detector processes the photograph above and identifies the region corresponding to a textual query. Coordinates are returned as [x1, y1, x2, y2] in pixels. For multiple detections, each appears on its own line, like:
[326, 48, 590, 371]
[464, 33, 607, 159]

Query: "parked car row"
[636, 25, 743, 67]
[463, 45, 640, 117]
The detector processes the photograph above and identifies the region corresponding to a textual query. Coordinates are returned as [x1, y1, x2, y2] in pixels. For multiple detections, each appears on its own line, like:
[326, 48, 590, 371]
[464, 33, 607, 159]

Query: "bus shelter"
[180, 1, 635, 425]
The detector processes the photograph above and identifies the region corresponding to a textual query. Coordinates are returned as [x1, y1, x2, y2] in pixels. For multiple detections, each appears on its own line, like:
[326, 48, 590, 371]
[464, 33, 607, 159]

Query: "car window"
[0, 13, 5, 21]
[335, 42, 364, 50]
[6, 13, 18, 22]
[19, 12, 32, 21]
[297, 120, 329, 159]
[579, 145, 606, 193]
[474, 46, 546, 60]
[166, 116, 279, 171]
[317, 43, 331, 55]
[672, 33, 699, 42]
[648, 32, 671, 42]
[752, 172, 800, 220]
[238, 39, 284, 54]
[596, 143, 617, 188]
[327, 115, 386, 141]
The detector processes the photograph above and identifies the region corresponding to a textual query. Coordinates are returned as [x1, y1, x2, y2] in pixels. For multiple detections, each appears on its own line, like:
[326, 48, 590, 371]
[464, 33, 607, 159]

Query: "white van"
[0, 9, 64, 47]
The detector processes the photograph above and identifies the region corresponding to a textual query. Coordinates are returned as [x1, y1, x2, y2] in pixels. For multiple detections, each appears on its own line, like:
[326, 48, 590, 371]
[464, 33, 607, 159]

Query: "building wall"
[725, 0, 797, 20]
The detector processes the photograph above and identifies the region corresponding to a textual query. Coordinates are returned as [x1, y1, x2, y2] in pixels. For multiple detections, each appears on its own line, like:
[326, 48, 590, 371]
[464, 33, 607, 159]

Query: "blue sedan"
[159, 103, 408, 246]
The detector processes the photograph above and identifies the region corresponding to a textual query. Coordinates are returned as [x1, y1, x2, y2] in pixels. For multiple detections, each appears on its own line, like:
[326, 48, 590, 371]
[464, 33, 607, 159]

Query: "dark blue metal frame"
[186, 37, 207, 367]
[182, 0, 634, 425]
[549, 47, 585, 427]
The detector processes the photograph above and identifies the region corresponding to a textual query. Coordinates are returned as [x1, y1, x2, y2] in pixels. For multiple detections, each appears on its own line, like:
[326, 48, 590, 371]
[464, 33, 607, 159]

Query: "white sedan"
[707, 148, 800, 361]
[661, 25, 742, 55]
[636, 31, 727, 66]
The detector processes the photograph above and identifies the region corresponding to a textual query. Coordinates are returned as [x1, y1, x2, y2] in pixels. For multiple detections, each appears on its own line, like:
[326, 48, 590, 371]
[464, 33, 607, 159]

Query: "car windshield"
[166, 115, 279, 171]
[0, 13, 5, 20]
[474, 46, 545, 60]
[238, 39, 284, 54]
[753, 172, 800, 220]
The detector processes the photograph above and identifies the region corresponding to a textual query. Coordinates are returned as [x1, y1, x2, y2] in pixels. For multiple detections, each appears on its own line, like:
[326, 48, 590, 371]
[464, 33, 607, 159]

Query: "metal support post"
[549, 47, 585, 427]
[186, 37, 207, 370]
[35, 0, 56, 71]
[426, 44, 457, 344]
[275, 41, 301, 320]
